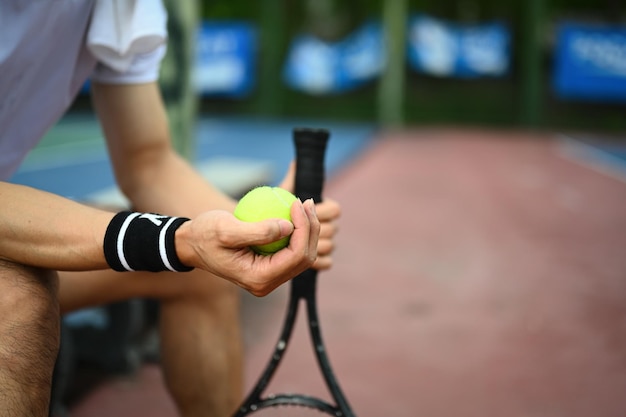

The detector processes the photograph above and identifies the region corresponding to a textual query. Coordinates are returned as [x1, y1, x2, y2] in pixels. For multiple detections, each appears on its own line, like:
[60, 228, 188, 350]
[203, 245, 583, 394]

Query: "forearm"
[121, 151, 237, 218]
[0, 182, 113, 271]
[91, 83, 236, 217]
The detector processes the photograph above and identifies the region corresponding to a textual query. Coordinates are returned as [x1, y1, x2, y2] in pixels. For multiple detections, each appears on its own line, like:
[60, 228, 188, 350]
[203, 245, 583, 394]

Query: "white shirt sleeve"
[87, 0, 168, 84]
[90, 43, 167, 84]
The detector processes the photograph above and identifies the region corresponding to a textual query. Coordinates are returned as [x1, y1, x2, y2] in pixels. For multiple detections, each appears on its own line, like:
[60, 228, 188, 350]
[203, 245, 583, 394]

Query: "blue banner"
[193, 21, 256, 97]
[283, 22, 386, 95]
[553, 23, 626, 103]
[407, 14, 510, 78]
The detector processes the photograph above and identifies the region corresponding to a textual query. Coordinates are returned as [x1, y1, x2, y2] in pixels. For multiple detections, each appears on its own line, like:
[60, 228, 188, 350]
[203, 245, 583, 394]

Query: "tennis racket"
[233, 128, 356, 416]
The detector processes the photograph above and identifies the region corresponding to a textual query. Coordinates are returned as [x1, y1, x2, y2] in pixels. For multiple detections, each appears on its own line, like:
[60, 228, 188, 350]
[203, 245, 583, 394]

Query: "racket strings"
[237, 392, 343, 416]
[240, 403, 342, 416]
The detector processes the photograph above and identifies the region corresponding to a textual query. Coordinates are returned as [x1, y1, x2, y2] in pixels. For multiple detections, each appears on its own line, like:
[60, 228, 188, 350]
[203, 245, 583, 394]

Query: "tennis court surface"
[17, 122, 626, 416]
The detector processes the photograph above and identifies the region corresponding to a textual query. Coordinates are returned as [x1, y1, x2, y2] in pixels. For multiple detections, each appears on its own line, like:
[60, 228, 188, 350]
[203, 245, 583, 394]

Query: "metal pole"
[256, 0, 287, 117]
[378, 0, 408, 127]
[160, 0, 199, 161]
[520, 0, 544, 127]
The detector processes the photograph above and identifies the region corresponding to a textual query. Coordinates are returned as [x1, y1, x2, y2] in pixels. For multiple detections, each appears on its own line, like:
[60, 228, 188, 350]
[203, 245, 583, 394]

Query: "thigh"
[0, 260, 60, 407]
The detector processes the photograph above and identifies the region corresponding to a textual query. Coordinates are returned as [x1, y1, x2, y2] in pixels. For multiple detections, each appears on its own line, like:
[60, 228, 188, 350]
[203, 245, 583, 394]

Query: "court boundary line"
[556, 134, 626, 185]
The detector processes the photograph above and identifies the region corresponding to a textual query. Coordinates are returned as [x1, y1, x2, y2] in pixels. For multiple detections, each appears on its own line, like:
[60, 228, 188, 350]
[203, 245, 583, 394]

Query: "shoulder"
[0, 1, 94, 47]
[0, 1, 97, 180]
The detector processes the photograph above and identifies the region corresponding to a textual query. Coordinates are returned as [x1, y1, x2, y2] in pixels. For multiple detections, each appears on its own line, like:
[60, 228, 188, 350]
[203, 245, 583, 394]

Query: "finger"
[315, 198, 341, 222]
[223, 217, 294, 249]
[316, 238, 334, 257]
[313, 255, 333, 270]
[304, 199, 320, 260]
[249, 219, 295, 248]
[281, 198, 310, 257]
[261, 199, 312, 280]
[319, 221, 337, 239]
[258, 199, 317, 287]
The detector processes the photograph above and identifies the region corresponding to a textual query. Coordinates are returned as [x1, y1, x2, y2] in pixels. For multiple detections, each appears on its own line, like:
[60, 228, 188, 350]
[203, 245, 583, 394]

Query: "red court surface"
[69, 128, 626, 417]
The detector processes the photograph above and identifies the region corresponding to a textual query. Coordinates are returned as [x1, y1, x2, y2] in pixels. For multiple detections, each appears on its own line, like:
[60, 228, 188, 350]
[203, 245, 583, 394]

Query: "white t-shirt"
[0, 1, 167, 180]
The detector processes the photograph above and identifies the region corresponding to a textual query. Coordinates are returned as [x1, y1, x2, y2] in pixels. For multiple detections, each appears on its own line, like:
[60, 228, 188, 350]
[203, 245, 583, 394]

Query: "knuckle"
[248, 282, 271, 297]
[246, 273, 278, 298]
[213, 218, 233, 245]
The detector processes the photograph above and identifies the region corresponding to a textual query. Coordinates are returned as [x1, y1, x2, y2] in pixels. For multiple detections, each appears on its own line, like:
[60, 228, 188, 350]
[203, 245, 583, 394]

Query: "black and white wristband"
[103, 211, 194, 273]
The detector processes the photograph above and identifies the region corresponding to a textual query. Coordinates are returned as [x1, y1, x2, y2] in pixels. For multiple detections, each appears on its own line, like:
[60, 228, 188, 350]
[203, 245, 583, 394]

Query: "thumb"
[232, 218, 294, 248]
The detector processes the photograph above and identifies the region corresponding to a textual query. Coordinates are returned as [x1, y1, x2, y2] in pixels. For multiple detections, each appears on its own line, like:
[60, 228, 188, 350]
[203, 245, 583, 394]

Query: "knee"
[0, 260, 59, 319]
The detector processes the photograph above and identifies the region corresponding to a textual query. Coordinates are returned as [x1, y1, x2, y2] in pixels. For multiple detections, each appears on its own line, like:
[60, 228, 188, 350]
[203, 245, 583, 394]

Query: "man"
[0, 2, 341, 417]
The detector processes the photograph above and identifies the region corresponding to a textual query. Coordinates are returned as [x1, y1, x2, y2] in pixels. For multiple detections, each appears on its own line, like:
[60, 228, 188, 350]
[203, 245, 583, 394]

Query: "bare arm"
[0, 83, 207, 272]
[91, 82, 320, 295]
[92, 81, 341, 271]
[0, 182, 114, 271]
[91, 82, 235, 216]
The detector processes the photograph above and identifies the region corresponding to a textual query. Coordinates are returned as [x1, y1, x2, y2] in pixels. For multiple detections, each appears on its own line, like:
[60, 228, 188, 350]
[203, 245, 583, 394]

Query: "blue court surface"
[9, 113, 377, 202]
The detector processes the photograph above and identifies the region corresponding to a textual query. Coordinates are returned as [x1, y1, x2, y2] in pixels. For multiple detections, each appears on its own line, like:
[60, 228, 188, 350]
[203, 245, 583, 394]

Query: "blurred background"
[69, 0, 626, 132]
[11, 1, 626, 416]
[188, 0, 625, 131]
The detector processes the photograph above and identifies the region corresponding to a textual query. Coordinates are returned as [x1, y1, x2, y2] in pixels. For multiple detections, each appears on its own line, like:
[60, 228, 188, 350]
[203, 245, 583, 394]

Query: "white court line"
[557, 134, 626, 184]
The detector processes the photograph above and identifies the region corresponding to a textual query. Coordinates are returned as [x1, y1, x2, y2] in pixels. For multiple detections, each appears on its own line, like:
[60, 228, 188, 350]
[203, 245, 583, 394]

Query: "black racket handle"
[293, 128, 329, 203]
[292, 128, 329, 296]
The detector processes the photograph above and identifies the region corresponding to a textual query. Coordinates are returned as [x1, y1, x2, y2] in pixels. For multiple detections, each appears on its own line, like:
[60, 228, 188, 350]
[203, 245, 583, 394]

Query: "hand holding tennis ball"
[234, 186, 298, 255]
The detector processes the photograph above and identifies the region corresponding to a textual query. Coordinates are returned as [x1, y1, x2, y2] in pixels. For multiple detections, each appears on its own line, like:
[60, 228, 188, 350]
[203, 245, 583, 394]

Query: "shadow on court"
[62, 127, 626, 417]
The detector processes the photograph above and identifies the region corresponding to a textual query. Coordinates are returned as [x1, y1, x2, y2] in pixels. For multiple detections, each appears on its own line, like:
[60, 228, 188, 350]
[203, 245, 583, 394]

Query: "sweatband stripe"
[104, 211, 193, 273]
[118, 212, 141, 271]
[159, 216, 178, 272]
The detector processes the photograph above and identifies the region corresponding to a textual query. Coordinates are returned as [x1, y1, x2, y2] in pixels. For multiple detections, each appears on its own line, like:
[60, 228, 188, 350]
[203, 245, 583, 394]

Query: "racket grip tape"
[293, 128, 329, 204]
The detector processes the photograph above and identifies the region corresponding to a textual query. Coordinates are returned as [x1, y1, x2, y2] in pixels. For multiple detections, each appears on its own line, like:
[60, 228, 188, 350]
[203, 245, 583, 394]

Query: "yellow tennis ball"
[234, 186, 298, 255]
